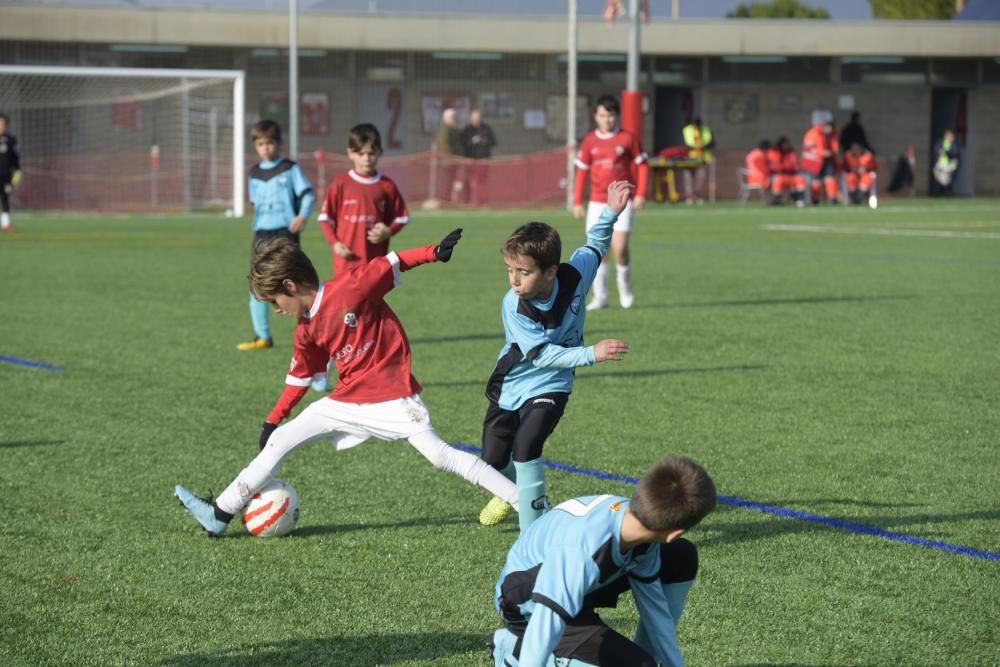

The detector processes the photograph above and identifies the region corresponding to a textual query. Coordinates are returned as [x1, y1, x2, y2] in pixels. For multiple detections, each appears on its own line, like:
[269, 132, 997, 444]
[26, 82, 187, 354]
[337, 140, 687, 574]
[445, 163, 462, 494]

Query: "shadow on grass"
[160, 631, 487, 666]
[290, 515, 476, 539]
[0, 439, 66, 449]
[701, 503, 1000, 549]
[423, 364, 767, 389]
[632, 294, 914, 311]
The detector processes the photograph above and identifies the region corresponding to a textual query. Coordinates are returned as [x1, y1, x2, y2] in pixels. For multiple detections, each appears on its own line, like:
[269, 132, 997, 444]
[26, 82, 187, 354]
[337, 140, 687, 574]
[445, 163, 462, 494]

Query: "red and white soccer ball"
[241, 479, 300, 537]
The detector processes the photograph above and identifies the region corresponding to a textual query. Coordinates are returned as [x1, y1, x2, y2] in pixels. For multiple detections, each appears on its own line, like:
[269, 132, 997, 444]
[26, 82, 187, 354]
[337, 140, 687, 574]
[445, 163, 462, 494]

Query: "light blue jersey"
[495, 495, 684, 667]
[485, 206, 618, 411]
[248, 157, 315, 231]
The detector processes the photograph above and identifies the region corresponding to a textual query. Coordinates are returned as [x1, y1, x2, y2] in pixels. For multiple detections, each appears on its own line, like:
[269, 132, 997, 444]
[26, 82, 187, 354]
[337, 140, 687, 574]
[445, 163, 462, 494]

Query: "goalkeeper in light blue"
[478, 180, 634, 531]
[490, 456, 716, 667]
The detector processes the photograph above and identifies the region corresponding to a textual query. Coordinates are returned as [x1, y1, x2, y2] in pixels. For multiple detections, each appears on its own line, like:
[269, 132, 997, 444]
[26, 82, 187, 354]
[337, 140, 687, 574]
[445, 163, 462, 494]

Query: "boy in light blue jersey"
[490, 456, 716, 667]
[478, 180, 633, 531]
[237, 119, 315, 351]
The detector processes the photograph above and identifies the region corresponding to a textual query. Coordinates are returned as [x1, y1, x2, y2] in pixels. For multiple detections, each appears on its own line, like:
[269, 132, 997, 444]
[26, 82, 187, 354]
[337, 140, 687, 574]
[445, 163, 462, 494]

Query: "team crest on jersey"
[406, 407, 424, 423]
[615, 145, 625, 157]
[344, 312, 358, 327]
[609, 501, 624, 512]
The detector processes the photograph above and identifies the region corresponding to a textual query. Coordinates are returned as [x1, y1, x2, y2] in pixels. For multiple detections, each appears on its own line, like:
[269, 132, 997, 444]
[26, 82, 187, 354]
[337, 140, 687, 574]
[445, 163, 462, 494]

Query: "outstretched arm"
[585, 180, 633, 255]
[530, 338, 629, 369]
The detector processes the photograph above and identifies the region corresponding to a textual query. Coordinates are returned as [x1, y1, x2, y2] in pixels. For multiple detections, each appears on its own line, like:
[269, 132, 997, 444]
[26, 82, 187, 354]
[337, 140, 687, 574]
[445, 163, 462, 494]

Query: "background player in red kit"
[318, 123, 409, 277]
[174, 231, 520, 536]
[573, 95, 648, 311]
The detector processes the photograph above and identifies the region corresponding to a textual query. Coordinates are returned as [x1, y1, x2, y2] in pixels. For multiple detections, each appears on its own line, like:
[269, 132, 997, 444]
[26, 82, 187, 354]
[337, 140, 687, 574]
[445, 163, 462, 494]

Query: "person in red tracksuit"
[767, 137, 806, 207]
[843, 143, 877, 205]
[744, 140, 771, 192]
[801, 121, 840, 204]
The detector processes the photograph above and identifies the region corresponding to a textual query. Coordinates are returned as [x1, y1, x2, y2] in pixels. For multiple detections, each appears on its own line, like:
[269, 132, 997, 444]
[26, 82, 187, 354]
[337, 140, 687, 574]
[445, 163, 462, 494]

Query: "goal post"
[0, 65, 246, 216]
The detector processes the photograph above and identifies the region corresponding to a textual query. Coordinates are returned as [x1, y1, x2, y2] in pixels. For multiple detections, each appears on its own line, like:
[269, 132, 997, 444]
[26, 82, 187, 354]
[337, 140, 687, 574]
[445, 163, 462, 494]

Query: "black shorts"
[481, 392, 569, 467]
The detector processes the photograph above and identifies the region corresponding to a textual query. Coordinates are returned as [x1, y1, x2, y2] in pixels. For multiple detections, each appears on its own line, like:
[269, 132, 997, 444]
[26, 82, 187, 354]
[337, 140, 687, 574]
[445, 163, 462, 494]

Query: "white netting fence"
[0, 66, 245, 214]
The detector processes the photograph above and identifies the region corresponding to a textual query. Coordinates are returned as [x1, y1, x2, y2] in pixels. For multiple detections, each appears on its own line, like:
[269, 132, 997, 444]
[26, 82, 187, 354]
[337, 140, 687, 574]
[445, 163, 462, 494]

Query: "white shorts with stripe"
[585, 199, 634, 234]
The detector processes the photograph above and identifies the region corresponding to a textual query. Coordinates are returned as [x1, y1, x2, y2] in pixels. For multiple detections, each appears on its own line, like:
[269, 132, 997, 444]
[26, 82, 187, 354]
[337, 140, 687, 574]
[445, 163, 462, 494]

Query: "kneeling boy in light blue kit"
[478, 180, 633, 531]
[490, 456, 716, 667]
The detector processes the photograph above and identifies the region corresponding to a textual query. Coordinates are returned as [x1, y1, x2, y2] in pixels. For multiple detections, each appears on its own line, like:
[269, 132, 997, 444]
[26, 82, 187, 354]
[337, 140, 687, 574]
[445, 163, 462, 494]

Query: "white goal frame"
[0, 64, 247, 216]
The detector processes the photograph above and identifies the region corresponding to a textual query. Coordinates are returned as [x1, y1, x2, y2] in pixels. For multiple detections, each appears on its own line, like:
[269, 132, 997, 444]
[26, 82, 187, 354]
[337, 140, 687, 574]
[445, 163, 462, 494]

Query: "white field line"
[762, 224, 1000, 240]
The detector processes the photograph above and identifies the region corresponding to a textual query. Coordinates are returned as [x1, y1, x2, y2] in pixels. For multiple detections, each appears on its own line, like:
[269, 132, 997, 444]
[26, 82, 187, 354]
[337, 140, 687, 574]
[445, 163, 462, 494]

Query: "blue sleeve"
[518, 605, 566, 667]
[585, 205, 619, 257]
[248, 176, 257, 208]
[630, 577, 685, 667]
[531, 343, 595, 369]
[290, 165, 315, 219]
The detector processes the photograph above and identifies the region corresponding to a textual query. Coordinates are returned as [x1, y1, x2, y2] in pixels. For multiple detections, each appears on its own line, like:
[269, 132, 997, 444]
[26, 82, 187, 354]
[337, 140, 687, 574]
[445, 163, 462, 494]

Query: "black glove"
[434, 228, 463, 263]
[259, 422, 277, 451]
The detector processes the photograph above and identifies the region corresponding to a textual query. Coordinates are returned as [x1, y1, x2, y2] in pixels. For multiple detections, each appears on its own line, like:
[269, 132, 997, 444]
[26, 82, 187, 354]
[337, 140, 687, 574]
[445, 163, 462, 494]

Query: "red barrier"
[14, 147, 571, 213]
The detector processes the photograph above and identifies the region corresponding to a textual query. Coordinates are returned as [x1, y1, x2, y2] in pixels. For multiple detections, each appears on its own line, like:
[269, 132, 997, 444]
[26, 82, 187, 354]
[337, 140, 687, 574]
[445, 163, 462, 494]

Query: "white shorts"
[586, 199, 634, 234]
[270, 394, 434, 453]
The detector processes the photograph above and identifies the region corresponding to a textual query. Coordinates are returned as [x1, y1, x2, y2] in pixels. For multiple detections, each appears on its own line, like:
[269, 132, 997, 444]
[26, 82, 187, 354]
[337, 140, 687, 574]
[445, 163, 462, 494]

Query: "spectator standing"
[460, 109, 497, 207]
[681, 116, 714, 203]
[931, 129, 961, 196]
[435, 108, 463, 203]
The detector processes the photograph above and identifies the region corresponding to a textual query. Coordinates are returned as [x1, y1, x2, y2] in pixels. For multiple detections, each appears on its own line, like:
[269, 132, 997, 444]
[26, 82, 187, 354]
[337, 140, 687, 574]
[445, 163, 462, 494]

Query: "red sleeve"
[631, 134, 649, 200]
[572, 136, 591, 206]
[350, 245, 435, 303]
[318, 182, 340, 246]
[387, 182, 409, 228]
[266, 385, 310, 425]
[267, 327, 328, 423]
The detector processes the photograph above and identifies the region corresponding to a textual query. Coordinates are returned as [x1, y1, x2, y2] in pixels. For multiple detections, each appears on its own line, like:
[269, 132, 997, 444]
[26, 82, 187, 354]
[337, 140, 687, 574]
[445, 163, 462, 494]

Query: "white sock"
[1, 213, 9, 228]
[616, 263, 632, 292]
[592, 262, 608, 302]
[408, 430, 519, 509]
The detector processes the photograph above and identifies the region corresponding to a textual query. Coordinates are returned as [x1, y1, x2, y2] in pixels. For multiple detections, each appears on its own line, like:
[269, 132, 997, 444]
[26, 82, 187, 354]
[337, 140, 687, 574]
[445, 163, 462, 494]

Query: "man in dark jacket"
[460, 109, 497, 206]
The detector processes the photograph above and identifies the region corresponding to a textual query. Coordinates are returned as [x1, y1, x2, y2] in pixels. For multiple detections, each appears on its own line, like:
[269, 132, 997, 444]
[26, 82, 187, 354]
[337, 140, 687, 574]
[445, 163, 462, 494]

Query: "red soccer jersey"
[318, 170, 409, 274]
[573, 128, 648, 205]
[265, 248, 440, 425]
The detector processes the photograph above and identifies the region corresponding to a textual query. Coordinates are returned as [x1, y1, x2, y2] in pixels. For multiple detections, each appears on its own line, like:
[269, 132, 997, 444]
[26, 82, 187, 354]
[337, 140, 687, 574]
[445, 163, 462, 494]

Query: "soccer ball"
[241, 479, 300, 537]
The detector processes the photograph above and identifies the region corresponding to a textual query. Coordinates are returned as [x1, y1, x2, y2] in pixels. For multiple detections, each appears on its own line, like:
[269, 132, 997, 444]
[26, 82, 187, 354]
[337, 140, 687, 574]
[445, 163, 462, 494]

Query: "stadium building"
[2, 0, 998, 210]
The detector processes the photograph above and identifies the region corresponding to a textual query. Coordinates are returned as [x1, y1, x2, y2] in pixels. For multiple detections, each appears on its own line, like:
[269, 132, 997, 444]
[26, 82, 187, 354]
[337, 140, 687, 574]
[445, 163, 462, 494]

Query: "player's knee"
[659, 538, 699, 584]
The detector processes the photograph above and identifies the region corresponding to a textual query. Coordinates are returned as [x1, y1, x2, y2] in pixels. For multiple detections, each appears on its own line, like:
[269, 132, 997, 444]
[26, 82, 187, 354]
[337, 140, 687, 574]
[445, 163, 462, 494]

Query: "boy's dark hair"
[630, 456, 716, 532]
[503, 222, 561, 270]
[348, 123, 383, 153]
[758, 139, 771, 151]
[251, 119, 282, 144]
[595, 94, 620, 115]
[249, 238, 319, 302]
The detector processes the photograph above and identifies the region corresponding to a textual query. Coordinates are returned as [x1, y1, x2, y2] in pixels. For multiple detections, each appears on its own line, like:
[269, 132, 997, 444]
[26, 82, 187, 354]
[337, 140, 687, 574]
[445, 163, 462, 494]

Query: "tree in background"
[870, 0, 955, 19]
[727, 0, 831, 18]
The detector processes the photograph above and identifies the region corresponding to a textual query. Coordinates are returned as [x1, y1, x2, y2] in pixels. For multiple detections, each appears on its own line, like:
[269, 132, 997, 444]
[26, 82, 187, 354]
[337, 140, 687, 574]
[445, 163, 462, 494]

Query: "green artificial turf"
[1, 199, 998, 666]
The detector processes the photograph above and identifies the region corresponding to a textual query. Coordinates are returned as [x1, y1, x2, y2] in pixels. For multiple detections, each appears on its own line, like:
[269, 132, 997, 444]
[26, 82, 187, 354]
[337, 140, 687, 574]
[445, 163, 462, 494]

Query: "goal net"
[0, 65, 245, 215]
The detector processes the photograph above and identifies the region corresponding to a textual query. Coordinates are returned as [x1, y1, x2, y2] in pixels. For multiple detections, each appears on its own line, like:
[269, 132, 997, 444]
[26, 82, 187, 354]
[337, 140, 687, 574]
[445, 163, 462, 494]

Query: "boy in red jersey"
[318, 123, 409, 277]
[573, 95, 648, 311]
[174, 231, 520, 536]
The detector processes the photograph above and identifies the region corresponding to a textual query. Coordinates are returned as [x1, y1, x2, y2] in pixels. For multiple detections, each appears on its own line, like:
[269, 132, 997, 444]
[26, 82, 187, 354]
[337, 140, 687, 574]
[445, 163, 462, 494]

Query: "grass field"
[1, 199, 998, 667]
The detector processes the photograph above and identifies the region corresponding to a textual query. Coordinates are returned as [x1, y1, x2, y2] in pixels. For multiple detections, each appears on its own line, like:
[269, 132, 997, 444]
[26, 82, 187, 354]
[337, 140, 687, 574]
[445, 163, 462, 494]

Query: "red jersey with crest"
[573, 128, 648, 205]
[265, 247, 438, 424]
[318, 170, 409, 275]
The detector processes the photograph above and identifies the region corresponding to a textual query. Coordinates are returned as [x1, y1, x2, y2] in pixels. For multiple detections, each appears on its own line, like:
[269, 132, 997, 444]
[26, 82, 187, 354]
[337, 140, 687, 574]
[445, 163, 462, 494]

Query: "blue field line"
[454, 444, 1000, 562]
[0, 355, 64, 371]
